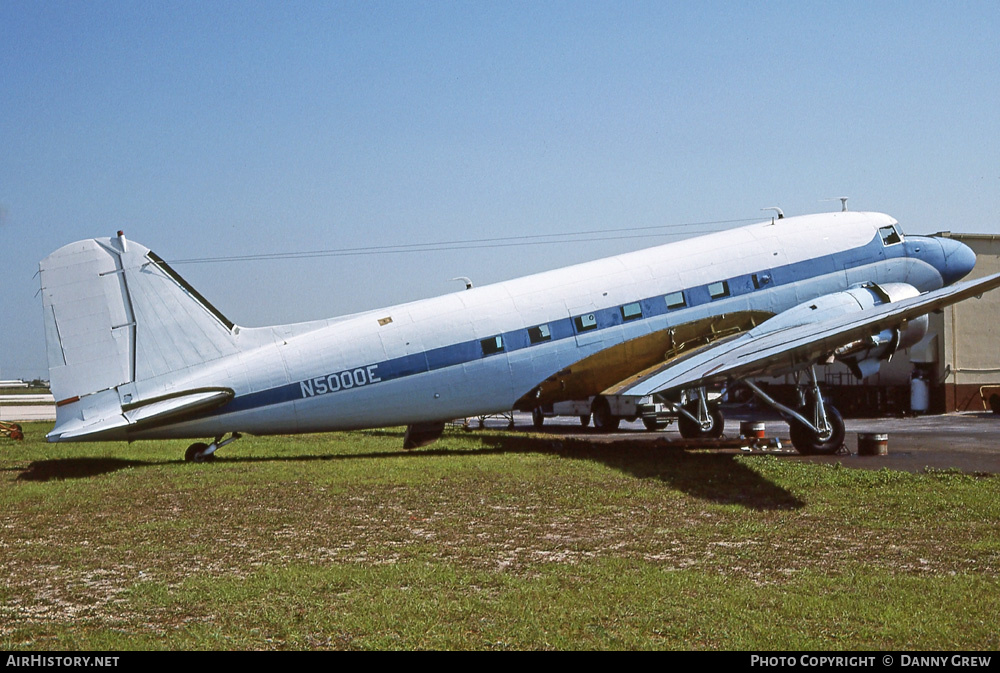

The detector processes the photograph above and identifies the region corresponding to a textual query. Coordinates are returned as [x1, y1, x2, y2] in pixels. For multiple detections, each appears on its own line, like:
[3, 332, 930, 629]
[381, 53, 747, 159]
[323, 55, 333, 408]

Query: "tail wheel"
[532, 407, 545, 429]
[677, 401, 724, 439]
[592, 397, 620, 432]
[185, 442, 216, 463]
[789, 406, 845, 455]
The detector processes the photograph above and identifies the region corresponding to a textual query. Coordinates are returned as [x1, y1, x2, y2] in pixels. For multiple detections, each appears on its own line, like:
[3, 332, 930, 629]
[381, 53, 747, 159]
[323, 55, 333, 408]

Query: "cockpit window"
[879, 225, 902, 246]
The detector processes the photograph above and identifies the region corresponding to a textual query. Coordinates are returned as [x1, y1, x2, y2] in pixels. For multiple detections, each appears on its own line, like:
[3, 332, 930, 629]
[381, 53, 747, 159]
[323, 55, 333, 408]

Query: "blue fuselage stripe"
[218, 232, 908, 417]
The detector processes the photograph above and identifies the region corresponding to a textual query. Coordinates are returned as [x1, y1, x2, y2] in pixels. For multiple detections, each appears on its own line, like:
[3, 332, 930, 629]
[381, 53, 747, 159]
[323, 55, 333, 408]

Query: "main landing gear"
[591, 396, 621, 432]
[671, 366, 846, 455]
[675, 390, 724, 440]
[185, 432, 241, 462]
[743, 366, 845, 455]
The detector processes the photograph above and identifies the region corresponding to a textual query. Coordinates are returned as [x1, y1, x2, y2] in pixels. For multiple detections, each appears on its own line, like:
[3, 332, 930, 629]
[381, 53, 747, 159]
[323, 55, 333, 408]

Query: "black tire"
[532, 407, 545, 429]
[789, 406, 845, 455]
[579, 414, 591, 427]
[677, 401, 724, 439]
[642, 417, 668, 432]
[592, 397, 620, 432]
[184, 442, 215, 463]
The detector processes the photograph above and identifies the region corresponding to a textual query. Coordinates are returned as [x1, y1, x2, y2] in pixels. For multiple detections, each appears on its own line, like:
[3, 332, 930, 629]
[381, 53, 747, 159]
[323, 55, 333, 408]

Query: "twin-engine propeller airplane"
[40, 210, 1000, 461]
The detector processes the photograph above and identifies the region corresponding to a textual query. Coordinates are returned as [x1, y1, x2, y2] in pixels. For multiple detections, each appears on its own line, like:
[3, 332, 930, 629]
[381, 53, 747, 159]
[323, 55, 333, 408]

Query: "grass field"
[1, 422, 998, 650]
[0, 387, 50, 395]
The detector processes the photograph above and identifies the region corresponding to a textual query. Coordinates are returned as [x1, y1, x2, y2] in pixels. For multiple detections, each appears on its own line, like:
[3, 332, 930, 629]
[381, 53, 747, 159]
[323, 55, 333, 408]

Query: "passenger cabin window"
[528, 324, 551, 343]
[879, 225, 902, 246]
[574, 313, 598, 332]
[665, 291, 686, 310]
[480, 335, 504, 355]
[708, 281, 730, 300]
[621, 302, 642, 321]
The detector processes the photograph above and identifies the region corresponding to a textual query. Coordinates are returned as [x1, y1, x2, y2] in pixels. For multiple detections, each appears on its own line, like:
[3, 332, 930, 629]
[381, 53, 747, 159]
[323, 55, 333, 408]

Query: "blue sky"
[2, 1, 999, 379]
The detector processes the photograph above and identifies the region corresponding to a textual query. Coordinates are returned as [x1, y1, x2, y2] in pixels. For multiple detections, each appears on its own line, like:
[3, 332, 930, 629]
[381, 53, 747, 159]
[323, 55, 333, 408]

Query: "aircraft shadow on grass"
[474, 432, 806, 511]
[17, 457, 169, 481]
[17, 430, 805, 511]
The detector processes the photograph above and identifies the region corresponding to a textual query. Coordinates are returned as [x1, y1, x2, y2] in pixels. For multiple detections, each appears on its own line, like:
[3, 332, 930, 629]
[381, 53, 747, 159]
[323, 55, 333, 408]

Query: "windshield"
[879, 225, 903, 246]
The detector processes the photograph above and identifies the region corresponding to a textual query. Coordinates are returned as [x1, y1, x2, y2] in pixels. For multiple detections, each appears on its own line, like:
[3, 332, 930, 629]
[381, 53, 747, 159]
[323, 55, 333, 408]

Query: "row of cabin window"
[477, 295, 676, 355]
[481, 324, 550, 355]
[478, 275, 772, 356]
[574, 300, 643, 332]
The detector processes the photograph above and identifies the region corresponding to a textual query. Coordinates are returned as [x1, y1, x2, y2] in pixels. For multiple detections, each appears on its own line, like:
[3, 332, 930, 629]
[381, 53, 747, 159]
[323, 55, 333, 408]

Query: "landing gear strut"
[675, 388, 724, 440]
[743, 366, 845, 455]
[185, 432, 241, 462]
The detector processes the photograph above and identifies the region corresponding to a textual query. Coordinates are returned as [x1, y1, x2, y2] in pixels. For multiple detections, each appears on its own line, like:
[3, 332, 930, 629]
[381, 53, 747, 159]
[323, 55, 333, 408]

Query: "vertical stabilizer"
[40, 236, 240, 438]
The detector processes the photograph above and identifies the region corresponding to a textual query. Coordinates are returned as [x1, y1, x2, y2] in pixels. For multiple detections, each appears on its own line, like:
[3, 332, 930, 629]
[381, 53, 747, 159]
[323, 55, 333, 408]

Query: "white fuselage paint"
[51, 212, 954, 441]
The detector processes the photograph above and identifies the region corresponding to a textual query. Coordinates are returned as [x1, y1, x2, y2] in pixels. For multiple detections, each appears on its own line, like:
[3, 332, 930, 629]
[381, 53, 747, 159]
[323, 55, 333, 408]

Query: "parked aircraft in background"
[39, 210, 1000, 460]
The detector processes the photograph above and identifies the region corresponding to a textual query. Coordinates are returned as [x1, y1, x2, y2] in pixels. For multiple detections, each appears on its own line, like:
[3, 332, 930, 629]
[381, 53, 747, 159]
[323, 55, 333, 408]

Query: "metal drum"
[857, 432, 888, 456]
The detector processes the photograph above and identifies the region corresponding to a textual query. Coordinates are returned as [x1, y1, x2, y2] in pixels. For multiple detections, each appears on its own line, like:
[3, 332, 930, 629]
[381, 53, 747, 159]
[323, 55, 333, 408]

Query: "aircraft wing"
[615, 272, 1000, 397]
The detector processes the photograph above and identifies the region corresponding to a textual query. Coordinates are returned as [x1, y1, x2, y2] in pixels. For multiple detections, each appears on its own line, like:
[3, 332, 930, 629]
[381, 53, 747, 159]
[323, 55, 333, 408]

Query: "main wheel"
[184, 442, 215, 463]
[532, 407, 545, 429]
[579, 414, 591, 427]
[591, 397, 620, 432]
[677, 401, 724, 439]
[789, 406, 845, 455]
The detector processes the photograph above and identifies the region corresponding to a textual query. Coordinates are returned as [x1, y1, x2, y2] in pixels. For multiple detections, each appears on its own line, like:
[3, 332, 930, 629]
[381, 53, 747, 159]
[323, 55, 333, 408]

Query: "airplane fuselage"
[91, 211, 968, 441]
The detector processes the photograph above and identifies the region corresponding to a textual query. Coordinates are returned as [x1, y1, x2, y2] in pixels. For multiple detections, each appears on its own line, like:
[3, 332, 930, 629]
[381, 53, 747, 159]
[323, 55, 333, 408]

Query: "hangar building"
[929, 233, 1000, 412]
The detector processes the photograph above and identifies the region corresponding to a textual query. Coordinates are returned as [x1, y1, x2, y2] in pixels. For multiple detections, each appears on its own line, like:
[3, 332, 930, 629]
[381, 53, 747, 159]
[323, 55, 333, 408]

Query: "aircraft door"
[567, 301, 609, 350]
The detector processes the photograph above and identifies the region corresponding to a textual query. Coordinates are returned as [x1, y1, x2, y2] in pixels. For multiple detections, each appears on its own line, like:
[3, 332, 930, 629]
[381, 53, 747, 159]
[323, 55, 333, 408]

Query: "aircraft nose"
[936, 237, 977, 285]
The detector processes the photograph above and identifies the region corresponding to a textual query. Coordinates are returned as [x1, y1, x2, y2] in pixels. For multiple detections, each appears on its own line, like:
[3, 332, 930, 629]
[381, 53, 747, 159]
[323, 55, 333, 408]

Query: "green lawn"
[2, 423, 997, 650]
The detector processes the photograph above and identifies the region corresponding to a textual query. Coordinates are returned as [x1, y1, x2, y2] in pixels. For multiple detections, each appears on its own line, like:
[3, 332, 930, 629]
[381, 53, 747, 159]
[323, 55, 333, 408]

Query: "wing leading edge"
[615, 272, 1000, 398]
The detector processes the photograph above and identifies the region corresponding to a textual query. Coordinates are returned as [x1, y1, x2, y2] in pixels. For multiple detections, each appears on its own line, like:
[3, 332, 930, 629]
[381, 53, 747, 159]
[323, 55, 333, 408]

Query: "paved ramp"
[509, 411, 1000, 474]
[0, 394, 56, 422]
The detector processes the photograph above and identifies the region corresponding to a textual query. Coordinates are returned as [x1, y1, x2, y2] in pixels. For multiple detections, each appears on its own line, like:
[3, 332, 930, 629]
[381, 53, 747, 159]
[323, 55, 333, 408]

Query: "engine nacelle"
[835, 318, 929, 378]
[768, 282, 928, 380]
[833, 283, 928, 379]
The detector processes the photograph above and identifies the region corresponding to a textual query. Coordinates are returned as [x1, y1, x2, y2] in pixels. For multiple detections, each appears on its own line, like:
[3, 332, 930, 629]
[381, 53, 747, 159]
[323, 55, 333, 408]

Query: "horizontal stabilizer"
[48, 387, 234, 442]
[123, 388, 235, 429]
[48, 409, 130, 442]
